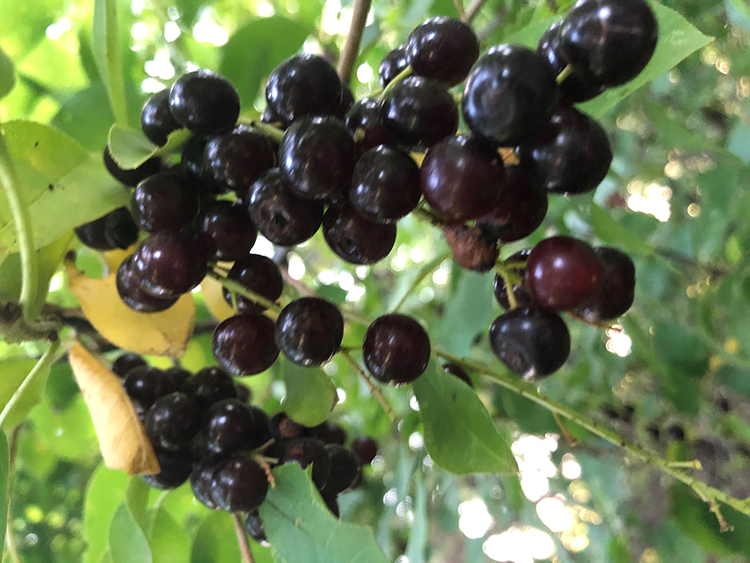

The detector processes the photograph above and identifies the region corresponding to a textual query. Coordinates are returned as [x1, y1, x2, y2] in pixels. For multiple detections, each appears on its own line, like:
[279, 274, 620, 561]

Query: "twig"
[209, 270, 283, 313]
[553, 412, 578, 446]
[432, 348, 750, 517]
[464, 0, 489, 23]
[232, 513, 256, 563]
[391, 250, 452, 313]
[337, 0, 373, 84]
[453, 0, 467, 21]
[0, 136, 38, 323]
[654, 246, 728, 278]
[341, 350, 397, 423]
[411, 205, 445, 228]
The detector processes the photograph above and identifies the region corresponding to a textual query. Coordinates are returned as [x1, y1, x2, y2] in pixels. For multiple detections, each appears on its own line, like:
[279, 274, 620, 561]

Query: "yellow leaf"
[66, 262, 195, 357]
[68, 342, 159, 475]
[200, 274, 234, 322]
[102, 245, 137, 273]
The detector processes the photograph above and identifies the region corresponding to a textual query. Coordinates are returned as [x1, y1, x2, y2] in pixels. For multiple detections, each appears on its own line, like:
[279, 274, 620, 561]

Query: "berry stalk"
[337, 0, 373, 84]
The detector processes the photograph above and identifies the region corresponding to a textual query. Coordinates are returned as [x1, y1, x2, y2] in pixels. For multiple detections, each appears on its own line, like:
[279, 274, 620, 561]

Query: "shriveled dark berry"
[203, 125, 275, 195]
[265, 54, 342, 124]
[131, 172, 200, 233]
[191, 461, 222, 508]
[489, 307, 570, 378]
[212, 456, 269, 512]
[575, 247, 635, 321]
[142, 447, 193, 490]
[380, 76, 458, 147]
[443, 363, 473, 387]
[244, 511, 267, 543]
[248, 169, 325, 246]
[405, 17, 479, 86]
[169, 69, 240, 137]
[323, 204, 397, 265]
[350, 146, 421, 223]
[141, 89, 181, 146]
[212, 313, 280, 376]
[132, 232, 209, 299]
[278, 116, 355, 201]
[183, 366, 238, 408]
[462, 45, 558, 147]
[198, 201, 257, 261]
[421, 135, 505, 223]
[103, 146, 161, 187]
[346, 99, 395, 152]
[351, 436, 378, 465]
[275, 297, 344, 366]
[145, 392, 201, 450]
[280, 438, 331, 489]
[111, 353, 147, 379]
[222, 254, 283, 314]
[116, 256, 179, 313]
[323, 445, 362, 495]
[363, 314, 431, 385]
[379, 46, 409, 87]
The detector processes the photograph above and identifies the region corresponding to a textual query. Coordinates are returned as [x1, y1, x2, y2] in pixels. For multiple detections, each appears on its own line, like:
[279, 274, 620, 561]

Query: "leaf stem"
[0, 135, 38, 323]
[232, 513, 256, 563]
[433, 349, 750, 517]
[464, 0, 489, 23]
[0, 337, 62, 429]
[341, 350, 397, 423]
[391, 250, 451, 313]
[337, 0, 373, 84]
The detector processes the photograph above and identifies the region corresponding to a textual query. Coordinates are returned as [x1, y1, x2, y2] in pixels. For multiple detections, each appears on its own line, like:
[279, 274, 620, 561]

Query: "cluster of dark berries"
[110, 352, 379, 540]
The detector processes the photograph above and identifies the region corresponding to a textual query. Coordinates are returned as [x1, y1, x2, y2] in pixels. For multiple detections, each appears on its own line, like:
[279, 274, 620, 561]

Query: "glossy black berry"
[443, 363, 473, 387]
[203, 399, 261, 456]
[405, 17, 479, 86]
[184, 366, 238, 408]
[75, 215, 113, 251]
[141, 89, 181, 146]
[103, 146, 161, 187]
[181, 136, 226, 194]
[346, 98, 395, 152]
[336, 85, 355, 119]
[222, 254, 284, 314]
[537, 22, 605, 103]
[248, 169, 324, 246]
[76, 208, 139, 252]
[123, 366, 178, 414]
[265, 54, 342, 124]
[526, 236, 604, 311]
[198, 201, 257, 261]
[275, 297, 344, 366]
[142, 447, 193, 490]
[323, 445, 361, 495]
[191, 461, 222, 508]
[575, 247, 635, 321]
[477, 166, 548, 242]
[489, 307, 571, 378]
[244, 511, 267, 543]
[520, 106, 611, 195]
[363, 314, 431, 385]
[560, 0, 658, 88]
[421, 135, 505, 223]
[323, 204, 397, 265]
[212, 456, 269, 512]
[351, 436, 378, 465]
[278, 116, 355, 201]
[203, 125, 275, 195]
[165, 367, 191, 391]
[350, 146, 421, 223]
[379, 46, 409, 87]
[212, 313, 280, 376]
[312, 422, 346, 446]
[116, 256, 180, 313]
[280, 438, 331, 489]
[462, 45, 558, 147]
[246, 407, 272, 449]
[235, 382, 252, 403]
[169, 69, 240, 137]
[111, 353, 147, 379]
[132, 232, 209, 299]
[131, 172, 200, 233]
[492, 250, 534, 310]
[145, 392, 201, 451]
[380, 76, 458, 147]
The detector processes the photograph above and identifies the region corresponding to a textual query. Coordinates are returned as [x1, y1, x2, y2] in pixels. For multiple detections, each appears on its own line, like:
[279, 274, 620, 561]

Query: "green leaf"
[0, 45, 15, 100]
[147, 509, 191, 563]
[125, 478, 151, 531]
[190, 512, 243, 563]
[220, 16, 312, 109]
[109, 503, 153, 563]
[259, 464, 389, 563]
[436, 269, 494, 356]
[502, 16, 559, 47]
[83, 465, 131, 563]
[412, 359, 517, 475]
[728, 122, 750, 163]
[107, 124, 191, 169]
[0, 121, 131, 253]
[0, 432, 8, 553]
[282, 358, 338, 427]
[388, 250, 451, 312]
[93, 0, 127, 125]
[589, 204, 655, 256]
[0, 356, 51, 430]
[404, 475, 428, 563]
[580, 2, 713, 119]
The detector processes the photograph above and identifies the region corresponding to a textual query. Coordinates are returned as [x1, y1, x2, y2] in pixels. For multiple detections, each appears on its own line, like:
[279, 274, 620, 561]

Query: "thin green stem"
[0, 338, 62, 429]
[492, 264, 522, 309]
[209, 270, 283, 313]
[232, 513, 255, 563]
[556, 64, 573, 84]
[391, 250, 452, 313]
[250, 121, 286, 144]
[341, 350, 397, 423]
[433, 349, 750, 517]
[0, 136, 38, 323]
[380, 65, 413, 98]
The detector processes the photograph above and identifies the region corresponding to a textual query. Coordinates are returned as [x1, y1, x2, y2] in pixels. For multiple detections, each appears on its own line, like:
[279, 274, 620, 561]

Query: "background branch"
[337, 0, 372, 84]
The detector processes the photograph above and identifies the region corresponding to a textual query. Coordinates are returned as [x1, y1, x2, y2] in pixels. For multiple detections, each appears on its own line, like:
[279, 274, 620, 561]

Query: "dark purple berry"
[222, 254, 283, 314]
[492, 250, 533, 310]
[169, 69, 240, 137]
[191, 461, 222, 508]
[116, 256, 179, 313]
[183, 366, 238, 408]
[141, 89, 181, 146]
[274, 297, 344, 366]
[336, 85, 355, 119]
[212, 456, 269, 512]
[198, 201, 258, 261]
[312, 422, 346, 446]
[269, 412, 308, 440]
[111, 353, 147, 379]
[363, 314, 431, 385]
[212, 313, 280, 376]
[379, 46, 409, 87]
[244, 511, 267, 543]
[165, 367, 191, 390]
[280, 438, 331, 489]
[104, 208, 140, 250]
[351, 436, 378, 465]
[235, 383, 252, 403]
[323, 445, 361, 496]
[323, 204, 397, 265]
[346, 98, 396, 152]
[142, 447, 193, 489]
[203, 399, 261, 456]
[123, 366, 178, 413]
[103, 146, 161, 187]
[575, 247, 635, 321]
[131, 172, 200, 233]
[203, 125, 275, 195]
[405, 17, 479, 86]
[145, 392, 201, 450]
[489, 307, 571, 378]
[132, 232, 209, 299]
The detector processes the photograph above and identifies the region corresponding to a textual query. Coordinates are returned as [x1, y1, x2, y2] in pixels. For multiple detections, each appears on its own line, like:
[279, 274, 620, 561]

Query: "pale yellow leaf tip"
[68, 342, 160, 476]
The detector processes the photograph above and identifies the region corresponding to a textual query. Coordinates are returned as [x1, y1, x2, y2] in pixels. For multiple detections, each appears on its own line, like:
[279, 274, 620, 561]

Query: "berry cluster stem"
[380, 66, 413, 98]
[250, 121, 286, 144]
[492, 263, 522, 309]
[341, 350, 398, 423]
[209, 269, 283, 313]
[337, 0, 373, 84]
[232, 513, 256, 563]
